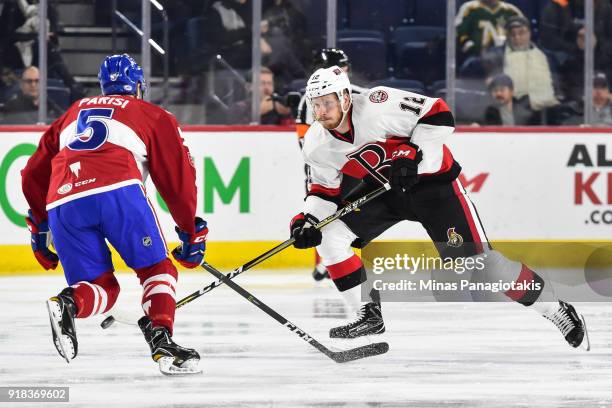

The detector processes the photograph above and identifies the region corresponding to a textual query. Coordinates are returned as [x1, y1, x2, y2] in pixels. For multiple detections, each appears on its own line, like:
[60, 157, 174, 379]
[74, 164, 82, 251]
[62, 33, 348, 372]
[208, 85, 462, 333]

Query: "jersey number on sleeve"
[399, 97, 426, 116]
[68, 108, 115, 151]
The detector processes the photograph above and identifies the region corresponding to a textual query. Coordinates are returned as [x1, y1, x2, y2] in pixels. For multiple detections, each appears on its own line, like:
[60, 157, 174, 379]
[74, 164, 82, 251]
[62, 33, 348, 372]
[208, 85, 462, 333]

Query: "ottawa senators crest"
[446, 227, 463, 248]
[369, 90, 388, 103]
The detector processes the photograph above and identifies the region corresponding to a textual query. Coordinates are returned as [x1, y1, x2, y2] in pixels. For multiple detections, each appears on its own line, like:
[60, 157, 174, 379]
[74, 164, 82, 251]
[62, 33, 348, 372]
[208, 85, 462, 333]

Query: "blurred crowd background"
[0, 0, 610, 127]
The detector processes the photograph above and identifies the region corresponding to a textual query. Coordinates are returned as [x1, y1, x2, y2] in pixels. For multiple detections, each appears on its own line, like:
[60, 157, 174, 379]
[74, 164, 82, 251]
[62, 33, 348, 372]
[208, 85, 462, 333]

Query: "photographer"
[230, 66, 293, 125]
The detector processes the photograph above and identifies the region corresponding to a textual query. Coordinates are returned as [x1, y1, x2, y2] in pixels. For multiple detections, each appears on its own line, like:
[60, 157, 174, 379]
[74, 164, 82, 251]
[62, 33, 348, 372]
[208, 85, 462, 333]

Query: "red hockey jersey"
[21, 95, 197, 234]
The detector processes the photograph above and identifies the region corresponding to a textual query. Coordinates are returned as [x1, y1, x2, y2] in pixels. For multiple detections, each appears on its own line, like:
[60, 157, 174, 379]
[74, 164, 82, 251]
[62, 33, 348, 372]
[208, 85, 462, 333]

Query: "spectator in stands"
[1, 0, 84, 100]
[539, 0, 612, 58]
[558, 72, 612, 125]
[482, 16, 559, 111]
[0, 66, 62, 124]
[261, 0, 308, 89]
[559, 25, 611, 104]
[230, 66, 292, 125]
[593, 72, 612, 126]
[200, 0, 252, 70]
[456, 0, 524, 62]
[0, 67, 20, 104]
[484, 73, 540, 125]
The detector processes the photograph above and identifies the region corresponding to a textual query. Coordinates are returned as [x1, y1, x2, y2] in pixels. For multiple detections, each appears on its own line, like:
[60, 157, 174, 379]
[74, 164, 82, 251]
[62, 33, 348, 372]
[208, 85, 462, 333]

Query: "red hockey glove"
[390, 142, 422, 193]
[290, 213, 322, 249]
[172, 217, 208, 268]
[25, 210, 59, 270]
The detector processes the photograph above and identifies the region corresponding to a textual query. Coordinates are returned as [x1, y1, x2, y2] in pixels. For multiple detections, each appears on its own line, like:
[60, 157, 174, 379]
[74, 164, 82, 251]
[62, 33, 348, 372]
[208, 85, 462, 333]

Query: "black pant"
[341, 178, 492, 259]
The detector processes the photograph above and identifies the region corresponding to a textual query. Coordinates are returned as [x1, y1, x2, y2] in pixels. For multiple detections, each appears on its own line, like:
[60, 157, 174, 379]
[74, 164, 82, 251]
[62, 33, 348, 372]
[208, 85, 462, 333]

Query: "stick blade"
[331, 341, 389, 363]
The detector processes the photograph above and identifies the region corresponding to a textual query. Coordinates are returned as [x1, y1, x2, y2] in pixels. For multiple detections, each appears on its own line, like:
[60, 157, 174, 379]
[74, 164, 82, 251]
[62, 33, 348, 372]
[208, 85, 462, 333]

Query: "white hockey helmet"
[305, 65, 352, 106]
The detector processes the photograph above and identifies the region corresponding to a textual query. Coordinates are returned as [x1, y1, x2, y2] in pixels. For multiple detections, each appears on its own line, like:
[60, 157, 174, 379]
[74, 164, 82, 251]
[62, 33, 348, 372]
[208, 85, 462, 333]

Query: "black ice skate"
[46, 288, 78, 363]
[138, 316, 202, 376]
[312, 262, 330, 281]
[330, 302, 385, 339]
[543, 301, 590, 351]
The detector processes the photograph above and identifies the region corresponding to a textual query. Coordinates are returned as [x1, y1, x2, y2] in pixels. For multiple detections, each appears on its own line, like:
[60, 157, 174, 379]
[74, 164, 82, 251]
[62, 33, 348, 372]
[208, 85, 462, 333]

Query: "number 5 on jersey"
[68, 108, 115, 151]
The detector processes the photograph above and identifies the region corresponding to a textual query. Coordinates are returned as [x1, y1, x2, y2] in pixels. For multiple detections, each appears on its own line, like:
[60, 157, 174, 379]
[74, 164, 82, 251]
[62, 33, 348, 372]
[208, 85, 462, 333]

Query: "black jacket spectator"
[485, 96, 540, 125]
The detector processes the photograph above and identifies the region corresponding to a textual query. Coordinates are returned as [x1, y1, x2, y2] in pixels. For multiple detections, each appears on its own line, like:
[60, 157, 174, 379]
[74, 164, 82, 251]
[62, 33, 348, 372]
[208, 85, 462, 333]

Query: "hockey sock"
[341, 284, 364, 313]
[482, 251, 553, 308]
[71, 270, 120, 318]
[326, 254, 367, 292]
[135, 258, 178, 335]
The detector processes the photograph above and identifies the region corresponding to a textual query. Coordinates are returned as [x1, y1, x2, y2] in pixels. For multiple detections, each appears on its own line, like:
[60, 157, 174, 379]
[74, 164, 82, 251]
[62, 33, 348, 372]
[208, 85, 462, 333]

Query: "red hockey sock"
[504, 264, 545, 306]
[71, 270, 120, 318]
[326, 254, 367, 292]
[135, 258, 178, 335]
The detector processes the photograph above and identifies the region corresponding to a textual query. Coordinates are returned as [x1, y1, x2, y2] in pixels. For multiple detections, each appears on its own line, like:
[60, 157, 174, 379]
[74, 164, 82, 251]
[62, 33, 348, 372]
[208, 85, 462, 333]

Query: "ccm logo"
[392, 149, 415, 159]
[193, 235, 207, 243]
[75, 178, 96, 187]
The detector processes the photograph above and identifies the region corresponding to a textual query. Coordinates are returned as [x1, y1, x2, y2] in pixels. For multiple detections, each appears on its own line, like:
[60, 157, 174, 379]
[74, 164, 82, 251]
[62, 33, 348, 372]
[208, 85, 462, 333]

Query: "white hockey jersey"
[302, 86, 460, 221]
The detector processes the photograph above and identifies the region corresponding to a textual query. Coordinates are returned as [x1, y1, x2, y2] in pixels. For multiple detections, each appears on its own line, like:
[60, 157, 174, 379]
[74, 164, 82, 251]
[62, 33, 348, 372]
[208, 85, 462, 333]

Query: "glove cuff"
[303, 213, 320, 227]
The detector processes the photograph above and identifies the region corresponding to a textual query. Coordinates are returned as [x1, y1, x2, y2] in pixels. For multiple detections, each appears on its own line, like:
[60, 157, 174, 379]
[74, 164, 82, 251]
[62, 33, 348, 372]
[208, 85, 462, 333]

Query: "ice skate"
[46, 288, 78, 363]
[139, 316, 202, 376]
[330, 302, 385, 339]
[543, 301, 590, 351]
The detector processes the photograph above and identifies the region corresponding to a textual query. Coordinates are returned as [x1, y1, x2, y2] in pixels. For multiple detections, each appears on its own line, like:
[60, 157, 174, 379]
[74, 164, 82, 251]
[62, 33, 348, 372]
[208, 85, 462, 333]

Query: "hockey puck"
[100, 316, 115, 329]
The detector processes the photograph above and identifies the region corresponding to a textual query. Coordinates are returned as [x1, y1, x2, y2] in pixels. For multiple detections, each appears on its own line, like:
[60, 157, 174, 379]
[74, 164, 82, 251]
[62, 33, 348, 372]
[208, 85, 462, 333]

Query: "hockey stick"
[201, 261, 389, 363]
[101, 183, 390, 329]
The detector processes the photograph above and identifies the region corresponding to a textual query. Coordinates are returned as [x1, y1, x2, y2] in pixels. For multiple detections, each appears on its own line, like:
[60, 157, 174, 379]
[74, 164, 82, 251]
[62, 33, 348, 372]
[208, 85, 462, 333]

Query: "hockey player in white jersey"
[295, 48, 367, 282]
[289, 66, 589, 349]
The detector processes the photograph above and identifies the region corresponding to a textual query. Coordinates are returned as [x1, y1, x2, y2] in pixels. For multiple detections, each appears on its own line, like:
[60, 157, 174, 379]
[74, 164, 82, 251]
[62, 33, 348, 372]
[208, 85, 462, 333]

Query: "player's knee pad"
[317, 220, 358, 265]
[317, 220, 365, 291]
[71, 270, 120, 318]
[135, 258, 178, 332]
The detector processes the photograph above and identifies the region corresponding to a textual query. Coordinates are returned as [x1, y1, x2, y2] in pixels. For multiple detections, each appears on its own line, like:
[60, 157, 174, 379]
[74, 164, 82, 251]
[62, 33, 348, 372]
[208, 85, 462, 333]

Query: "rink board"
[2, 127, 612, 273]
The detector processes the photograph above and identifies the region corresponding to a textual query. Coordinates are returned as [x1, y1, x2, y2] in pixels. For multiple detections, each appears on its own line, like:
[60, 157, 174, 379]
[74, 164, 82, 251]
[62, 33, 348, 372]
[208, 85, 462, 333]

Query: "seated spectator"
[559, 25, 611, 104]
[456, 0, 524, 62]
[484, 74, 540, 125]
[593, 72, 612, 126]
[261, 0, 308, 90]
[557, 72, 612, 126]
[482, 16, 559, 111]
[540, 0, 612, 59]
[200, 0, 252, 70]
[229, 67, 292, 125]
[1, 66, 62, 124]
[0, 67, 20, 104]
[5, 0, 84, 100]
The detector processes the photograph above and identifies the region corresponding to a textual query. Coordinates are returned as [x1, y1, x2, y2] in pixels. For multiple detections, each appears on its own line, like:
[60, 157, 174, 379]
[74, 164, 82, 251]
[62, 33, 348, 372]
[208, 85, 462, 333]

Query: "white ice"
[1, 271, 611, 408]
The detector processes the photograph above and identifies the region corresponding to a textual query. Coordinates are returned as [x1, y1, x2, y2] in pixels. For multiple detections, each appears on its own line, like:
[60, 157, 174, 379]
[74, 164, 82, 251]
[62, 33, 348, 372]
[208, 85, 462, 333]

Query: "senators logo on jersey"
[369, 90, 388, 104]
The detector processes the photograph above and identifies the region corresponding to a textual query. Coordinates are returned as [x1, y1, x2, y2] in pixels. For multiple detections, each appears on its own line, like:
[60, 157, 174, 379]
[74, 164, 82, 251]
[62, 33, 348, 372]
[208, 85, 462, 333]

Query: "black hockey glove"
[290, 213, 322, 249]
[390, 142, 422, 193]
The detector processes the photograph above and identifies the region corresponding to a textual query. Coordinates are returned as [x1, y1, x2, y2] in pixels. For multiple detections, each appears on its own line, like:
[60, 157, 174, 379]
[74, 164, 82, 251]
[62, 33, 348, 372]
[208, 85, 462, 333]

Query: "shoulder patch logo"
[369, 90, 388, 103]
[447, 227, 464, 248]
[57, 183, 73, 195]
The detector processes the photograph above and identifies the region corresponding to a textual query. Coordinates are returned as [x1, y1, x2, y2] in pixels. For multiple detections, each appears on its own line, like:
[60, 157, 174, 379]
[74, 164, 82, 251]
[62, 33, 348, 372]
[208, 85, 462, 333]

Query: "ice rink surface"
[1, 271, 611, 408]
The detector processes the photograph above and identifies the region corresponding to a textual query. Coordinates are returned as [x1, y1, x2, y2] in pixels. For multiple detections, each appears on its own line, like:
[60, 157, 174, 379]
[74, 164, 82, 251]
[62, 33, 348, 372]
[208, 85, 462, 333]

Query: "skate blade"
[46, 300, 75, 363]
[579, 314, 591, 352]
[157, 357, 202, 376]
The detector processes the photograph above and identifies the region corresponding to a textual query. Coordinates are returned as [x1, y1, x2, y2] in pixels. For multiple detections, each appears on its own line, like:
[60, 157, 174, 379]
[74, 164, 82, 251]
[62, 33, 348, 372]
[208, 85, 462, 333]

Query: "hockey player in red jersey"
[21, 54, 207, 375]
[289, 66, 589, 349]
